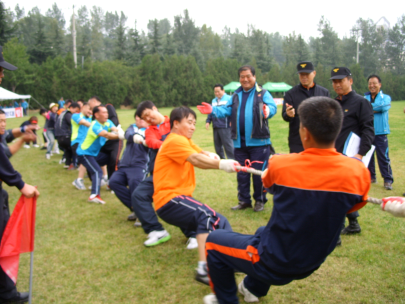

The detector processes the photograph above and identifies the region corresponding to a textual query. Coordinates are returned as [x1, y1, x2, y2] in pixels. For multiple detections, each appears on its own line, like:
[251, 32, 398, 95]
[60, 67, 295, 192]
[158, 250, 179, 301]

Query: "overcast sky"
[7, 0, 403, 40]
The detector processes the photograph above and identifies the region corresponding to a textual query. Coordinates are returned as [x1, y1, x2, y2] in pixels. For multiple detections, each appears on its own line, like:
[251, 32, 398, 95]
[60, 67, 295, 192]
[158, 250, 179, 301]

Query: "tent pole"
[30, 97, 45, 109]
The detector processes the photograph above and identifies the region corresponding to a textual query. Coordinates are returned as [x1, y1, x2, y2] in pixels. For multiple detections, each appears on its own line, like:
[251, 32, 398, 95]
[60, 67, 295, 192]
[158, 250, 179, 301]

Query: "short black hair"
[39, 108, 47, 115]
[170, 106, 197, 129]
[0, 109, 4, 115]
[135, 100, 155, 118]
[238, 65, 255, 77]
[82, 102, 89, 107]
[66, 99, 73, 105]
[92, 105, 105, 120]
[367, 74, 381, 83]
[70, 102, 80, 109]
[76, 99, 85, 103]
[213, 84, 224, 90]
[298, 96, 343, 145]
[90, 96, 102, 103]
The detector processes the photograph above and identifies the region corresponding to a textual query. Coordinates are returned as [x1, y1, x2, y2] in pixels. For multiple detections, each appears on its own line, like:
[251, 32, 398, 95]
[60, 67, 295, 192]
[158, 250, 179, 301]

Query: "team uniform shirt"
[118, 124, 149, 168]
[260, 148, 370, 276]
[145, 116, 171, 173]
[153, 133, 202, 210]
[76, 119, 115, 157]
[71, 113, 92, 145]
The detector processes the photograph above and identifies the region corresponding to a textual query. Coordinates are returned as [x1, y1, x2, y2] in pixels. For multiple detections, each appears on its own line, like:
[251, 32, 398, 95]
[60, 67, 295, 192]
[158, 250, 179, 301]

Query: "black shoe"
[0, 292, 29, 303]
[371, 178, 377, 184]
[253, 201, 264, 212]
[341, 218, 361, 235]
[40, 147, 46, 150]
[127, 212, 137, 221]
[384, 182, 392, 190]
[231, 201, 252, 210]
[336, 236, 342, 246]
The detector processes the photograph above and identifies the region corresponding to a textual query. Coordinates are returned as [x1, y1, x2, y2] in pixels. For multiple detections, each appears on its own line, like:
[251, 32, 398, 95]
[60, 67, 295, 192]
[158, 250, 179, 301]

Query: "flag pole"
[28, 251, 34, 304]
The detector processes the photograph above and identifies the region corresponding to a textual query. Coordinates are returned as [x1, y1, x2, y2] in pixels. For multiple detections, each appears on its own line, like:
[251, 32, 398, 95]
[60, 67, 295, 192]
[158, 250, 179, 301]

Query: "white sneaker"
[23, 144, 30, 149]
[203, 294, 218, 304]
[53, 148, 60, 154]
[144, 230, 171, 247]
[33, 144, 39, 148]
[46, 153, 51, 159]
[59, 158, 65, 164]
[88, 195, 106, 204]
[101, 178, 108, 187]
[134, 220, 142, 227]
[72, 179, 86, 190]
[238, 278, 259, 303]
[186, 237, 198, 250]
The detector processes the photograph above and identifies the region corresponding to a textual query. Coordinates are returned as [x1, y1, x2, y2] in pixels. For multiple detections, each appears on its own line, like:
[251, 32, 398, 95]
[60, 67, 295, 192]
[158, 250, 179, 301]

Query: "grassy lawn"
[3, 101, 405, 303]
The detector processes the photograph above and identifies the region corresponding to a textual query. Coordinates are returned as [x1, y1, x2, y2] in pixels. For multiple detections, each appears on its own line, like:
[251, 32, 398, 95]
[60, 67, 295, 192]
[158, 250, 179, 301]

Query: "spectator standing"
[364, 74, 394, 190]
[205, 84, 234, 159]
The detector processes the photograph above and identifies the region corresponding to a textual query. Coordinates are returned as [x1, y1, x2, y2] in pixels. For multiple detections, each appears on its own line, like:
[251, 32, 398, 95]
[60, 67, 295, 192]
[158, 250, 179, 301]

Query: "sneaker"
[134, 220, 142, 227]
[101, 178, 108, 187]
[40, 146, 47, 150]
[72, 179, 86, 190]
[23, 144, 30, 149]
[253, 201, 264, 212]
[53, 148, 60, 154]
[371, 178, 377, 184]
[144, 230, 171, 247]
[238, 278, 259, 302]
[33, 144, 39, 148]
[67, 164, 75, 171]
[127, 212, 137, 221]
[63, 165, 69, 168]
[59, 158, 65, 164]
[384, 182, 393, 190]
[186, 237, 198, 250]
[203, 294, 219, 304]
[195, 271, 210, 285]
[46, 153, 51, 160]
[88, 195, 106, 204]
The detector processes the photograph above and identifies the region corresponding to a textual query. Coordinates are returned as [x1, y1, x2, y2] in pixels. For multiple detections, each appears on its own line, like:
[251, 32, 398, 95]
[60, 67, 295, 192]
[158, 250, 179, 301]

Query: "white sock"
[197, 261, 207, 275]
[90, 194, 97, 199]
[77, 178, 83, 182]
[103, 175, 108, 180]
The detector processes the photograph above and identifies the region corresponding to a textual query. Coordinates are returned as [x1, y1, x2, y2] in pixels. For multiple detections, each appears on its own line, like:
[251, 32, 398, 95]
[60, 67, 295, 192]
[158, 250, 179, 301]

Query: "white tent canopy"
[0, 87, 31, 101]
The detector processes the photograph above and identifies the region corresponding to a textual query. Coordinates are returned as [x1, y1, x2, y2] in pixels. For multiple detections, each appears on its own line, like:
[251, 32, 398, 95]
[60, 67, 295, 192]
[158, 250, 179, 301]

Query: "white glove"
[118, 128, 125, 140]
[133, 134, 145, 144]
[208, 152, 220, 160]
[219, 159, 240, 173]
[381, 197, 405, 217]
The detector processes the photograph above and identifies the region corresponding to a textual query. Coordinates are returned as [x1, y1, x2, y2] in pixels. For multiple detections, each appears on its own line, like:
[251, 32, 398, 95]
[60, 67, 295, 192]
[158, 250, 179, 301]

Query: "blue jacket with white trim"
[364, 90, 391, 135]
[212, 83, 277, 148]
[206, 94, 231, 129]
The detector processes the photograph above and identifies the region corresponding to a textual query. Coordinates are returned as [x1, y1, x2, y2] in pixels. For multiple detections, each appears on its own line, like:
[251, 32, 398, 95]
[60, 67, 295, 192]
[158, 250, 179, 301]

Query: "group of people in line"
[0, 43, 400, 304]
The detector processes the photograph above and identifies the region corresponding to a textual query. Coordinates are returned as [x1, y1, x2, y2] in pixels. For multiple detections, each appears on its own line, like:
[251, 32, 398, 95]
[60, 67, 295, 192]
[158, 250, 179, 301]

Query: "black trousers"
[100, 140, 123, 179]
[0, 189, 18, 301]
[57, 136, 73, 166]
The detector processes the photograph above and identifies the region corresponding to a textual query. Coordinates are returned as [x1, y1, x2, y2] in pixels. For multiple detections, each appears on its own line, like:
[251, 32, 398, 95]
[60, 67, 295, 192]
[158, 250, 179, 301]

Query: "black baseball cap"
[330, 67, 351, 80]
[296, 61, 314, 74]
[0, 46, 17, 71]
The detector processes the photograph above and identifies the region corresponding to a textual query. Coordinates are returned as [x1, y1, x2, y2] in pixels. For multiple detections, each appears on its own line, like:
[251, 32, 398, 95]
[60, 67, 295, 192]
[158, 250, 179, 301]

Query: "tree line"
[1, 2, 405, 107]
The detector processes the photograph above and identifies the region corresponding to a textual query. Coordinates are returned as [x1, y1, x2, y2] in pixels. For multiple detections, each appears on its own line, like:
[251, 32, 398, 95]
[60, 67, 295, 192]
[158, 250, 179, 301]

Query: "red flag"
[0, 195, 37, 284]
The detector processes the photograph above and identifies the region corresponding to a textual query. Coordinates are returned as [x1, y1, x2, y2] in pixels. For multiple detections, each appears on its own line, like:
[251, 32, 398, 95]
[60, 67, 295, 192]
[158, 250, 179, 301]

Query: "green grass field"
[4, 101, 405, 303]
